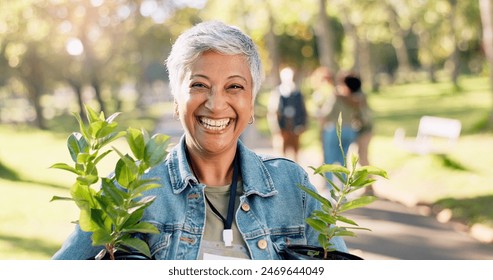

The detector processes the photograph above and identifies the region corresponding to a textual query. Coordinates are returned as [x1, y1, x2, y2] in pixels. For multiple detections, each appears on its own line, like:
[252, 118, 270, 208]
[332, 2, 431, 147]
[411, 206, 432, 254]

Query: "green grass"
[0, 127, 79, 259]
[369, 76, 492, 137]
[1, 75, 492, 259]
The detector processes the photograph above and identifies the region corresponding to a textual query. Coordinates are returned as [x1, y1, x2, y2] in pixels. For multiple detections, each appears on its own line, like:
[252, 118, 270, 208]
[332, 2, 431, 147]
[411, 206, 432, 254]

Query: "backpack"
[277, 90, 308, 133]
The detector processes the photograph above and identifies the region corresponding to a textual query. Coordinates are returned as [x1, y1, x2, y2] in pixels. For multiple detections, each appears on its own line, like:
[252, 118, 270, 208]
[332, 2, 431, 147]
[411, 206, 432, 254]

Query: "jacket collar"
[168, 135, 277, 197]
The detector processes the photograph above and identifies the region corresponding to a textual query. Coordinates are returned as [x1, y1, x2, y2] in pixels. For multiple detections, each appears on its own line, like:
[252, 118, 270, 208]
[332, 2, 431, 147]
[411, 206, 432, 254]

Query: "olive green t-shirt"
[198, 181, 250, 260]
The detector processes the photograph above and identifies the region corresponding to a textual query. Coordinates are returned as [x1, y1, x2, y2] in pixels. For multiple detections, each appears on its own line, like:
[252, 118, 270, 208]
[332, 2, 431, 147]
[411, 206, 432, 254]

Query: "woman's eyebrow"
[191, 74, 248, 83]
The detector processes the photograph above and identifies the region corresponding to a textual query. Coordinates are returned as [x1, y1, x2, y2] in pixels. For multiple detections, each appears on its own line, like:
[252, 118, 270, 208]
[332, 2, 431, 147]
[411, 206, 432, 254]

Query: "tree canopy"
[0, 0, 491, 129]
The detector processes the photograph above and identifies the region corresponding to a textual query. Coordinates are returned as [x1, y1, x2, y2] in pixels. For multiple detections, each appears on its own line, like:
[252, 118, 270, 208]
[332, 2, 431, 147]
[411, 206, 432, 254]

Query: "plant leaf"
[89, 208, 108, 230]
[89, 120, 104, 139]
[334, 229, 357, 237]
[73, 111, 90, 143]
[336, 215, 358, 226]
[78, 208, 102, 232]
[126, 127, 146, 161]
[49, 163, 82, 175]
[312, 210, 337, 224]
[144, 133, 170, 167]
[96, 122, 119, 142]
[119, 236, 152, 258]
[120, 208, 145, 230]
[297, 184, 332, 209]
[67, 132, 88, 162]
[114, 154, 138, 187]
[127, 196, 156, 214]
[313, 164, 350, 175]
[92, 229, 113, 246]
[350, 169, 369, 186]
[318, 234, 331, 251]
[70, 182, 97, 208]
[105, 112, 121, 123]
[85, 106, 102, 123]
[306, 217, 328, 233]
[121, 222, 159, 234]
[339, 196, 378, 213]
[76, 174, 99, 185]
[357, 166, 389, 179]
[131, 180, 161, 198]
[50, 196, 74, 202]
[100, 177, 125, 206]
[95, 131, 126, 150]
[93, 195, 119, 227]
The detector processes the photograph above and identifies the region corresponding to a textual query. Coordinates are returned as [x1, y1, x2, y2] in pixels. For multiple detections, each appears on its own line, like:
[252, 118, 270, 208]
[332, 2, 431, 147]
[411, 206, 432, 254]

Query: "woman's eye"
[229, 84, 244, 89]
[191, 83, 206, 88]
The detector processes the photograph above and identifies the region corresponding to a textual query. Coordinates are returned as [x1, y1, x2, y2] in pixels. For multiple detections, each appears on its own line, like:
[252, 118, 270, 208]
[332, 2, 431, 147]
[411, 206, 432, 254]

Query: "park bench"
[394, 115, 462, 155]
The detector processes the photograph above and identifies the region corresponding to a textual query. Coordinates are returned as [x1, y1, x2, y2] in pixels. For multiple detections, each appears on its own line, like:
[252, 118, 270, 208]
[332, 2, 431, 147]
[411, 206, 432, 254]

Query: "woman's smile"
[198, 116, 232, 132]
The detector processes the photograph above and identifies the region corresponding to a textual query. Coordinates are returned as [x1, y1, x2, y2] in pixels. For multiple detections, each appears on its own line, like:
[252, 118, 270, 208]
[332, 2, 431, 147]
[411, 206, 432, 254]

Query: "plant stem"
[106, 244, 115, 260]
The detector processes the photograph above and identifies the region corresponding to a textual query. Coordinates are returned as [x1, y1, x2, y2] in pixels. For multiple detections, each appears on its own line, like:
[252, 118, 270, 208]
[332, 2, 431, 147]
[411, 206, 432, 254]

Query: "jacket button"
[241, 203, 250, 212]
[257, 239, 267, 250]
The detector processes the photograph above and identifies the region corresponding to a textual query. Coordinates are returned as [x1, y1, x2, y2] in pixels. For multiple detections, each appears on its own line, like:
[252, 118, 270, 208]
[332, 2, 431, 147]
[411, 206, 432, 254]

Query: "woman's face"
[176, 51, 254, 156]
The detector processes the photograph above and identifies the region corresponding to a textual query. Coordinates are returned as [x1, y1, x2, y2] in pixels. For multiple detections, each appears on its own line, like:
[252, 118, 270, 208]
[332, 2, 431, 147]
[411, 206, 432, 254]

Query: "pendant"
[223, 229, 233, 247]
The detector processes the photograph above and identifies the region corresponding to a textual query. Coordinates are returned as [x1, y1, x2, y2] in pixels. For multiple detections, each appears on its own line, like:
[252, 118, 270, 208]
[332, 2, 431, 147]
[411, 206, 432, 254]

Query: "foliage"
[298, 114, 388, 259]
[50, 106, 170, 260]
[1, 0, 488, 129]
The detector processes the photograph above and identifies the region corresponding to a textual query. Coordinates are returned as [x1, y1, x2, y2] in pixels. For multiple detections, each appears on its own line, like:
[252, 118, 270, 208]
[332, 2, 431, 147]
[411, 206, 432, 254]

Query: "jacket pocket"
[147, 231, 172, 260]
[271, 229, 307, 256]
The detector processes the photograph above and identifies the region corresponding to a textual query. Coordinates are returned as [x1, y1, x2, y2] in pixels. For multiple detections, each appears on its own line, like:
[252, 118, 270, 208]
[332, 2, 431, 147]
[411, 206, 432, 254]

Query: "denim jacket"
[52, 136, 347, 260]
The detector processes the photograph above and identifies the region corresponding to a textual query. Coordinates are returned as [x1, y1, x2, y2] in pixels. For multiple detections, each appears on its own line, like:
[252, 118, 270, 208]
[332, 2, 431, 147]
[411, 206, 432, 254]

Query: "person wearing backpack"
[267, 67, 308, 161]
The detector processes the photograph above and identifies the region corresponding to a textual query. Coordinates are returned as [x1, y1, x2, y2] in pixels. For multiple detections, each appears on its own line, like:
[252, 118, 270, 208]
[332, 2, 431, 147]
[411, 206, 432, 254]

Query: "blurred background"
[1, 0, 493, 259]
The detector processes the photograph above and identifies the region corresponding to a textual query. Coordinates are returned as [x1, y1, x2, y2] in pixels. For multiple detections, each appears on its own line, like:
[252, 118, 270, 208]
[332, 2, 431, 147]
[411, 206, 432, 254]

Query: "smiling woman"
[52, 20, 348, 260]
[179, 51, 254, 168]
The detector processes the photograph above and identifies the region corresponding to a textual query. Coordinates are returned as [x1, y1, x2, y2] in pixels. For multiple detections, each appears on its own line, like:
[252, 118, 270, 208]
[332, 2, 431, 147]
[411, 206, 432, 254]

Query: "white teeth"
[199, 117, 230, 130]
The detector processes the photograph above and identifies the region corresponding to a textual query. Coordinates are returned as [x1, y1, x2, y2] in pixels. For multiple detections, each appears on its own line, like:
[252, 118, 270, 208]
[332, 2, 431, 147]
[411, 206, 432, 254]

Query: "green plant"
[50, 106, 170, 260]
[298, 114, 388, 259]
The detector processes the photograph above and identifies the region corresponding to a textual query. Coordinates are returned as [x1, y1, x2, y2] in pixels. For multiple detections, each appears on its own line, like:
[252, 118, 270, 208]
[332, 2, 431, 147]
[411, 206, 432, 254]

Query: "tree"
[386, 0, 412, 82]
[479, 0, 493, 128]
[1, 1, 59, 129]
[315, 0, 339, 71]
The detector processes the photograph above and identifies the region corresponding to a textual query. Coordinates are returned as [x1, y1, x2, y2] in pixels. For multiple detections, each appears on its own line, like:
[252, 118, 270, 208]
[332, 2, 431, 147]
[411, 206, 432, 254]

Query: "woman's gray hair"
[165, 21, 263, 102]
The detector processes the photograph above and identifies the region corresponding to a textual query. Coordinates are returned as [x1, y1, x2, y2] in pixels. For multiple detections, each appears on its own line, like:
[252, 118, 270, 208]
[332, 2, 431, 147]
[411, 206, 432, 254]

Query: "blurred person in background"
[310, 66, 336, 145]
[312, 67, 360, 187]
[337, 72, 374, 194]
[267, 67, 308, 161]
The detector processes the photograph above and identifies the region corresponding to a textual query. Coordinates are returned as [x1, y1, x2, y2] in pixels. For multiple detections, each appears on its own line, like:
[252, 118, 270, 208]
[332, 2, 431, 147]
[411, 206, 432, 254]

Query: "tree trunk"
[418, 31, 437, 83]
[315, 0, 338, 72]
[387, 4, 411, 83]
[91, 78, 106, 115]
[360, 38, 379, 92]
[265, 7, 281, 88]
[29, 84, 47, 130]
[449, 0, 461, 88]
[479, 0, 493, 129]
[339, 6, 376, 92]
[68, 79, 87, 122]
[23, 48, 47, 129]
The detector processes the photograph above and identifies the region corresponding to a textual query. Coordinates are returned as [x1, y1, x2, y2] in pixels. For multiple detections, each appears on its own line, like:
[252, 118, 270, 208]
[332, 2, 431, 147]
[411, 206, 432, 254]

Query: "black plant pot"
[111, 252, 151, 260]
[281, 245, 363, 260]
[90, 251, 151, 260]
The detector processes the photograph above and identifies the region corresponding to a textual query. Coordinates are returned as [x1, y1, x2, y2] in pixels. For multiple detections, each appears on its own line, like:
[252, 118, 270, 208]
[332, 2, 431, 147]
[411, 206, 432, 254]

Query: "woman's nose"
[205, 90, 228, 111]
